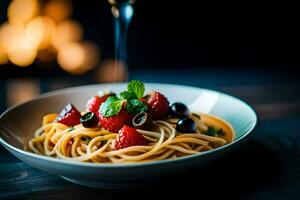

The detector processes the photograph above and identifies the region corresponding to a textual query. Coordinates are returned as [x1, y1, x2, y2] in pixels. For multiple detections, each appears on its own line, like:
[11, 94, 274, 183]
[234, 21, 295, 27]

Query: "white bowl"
[0, 83, 257, 188]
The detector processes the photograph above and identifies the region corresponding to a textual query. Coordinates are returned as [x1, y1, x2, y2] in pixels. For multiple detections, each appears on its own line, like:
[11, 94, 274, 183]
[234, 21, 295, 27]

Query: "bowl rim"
[0, 83, 257, 168]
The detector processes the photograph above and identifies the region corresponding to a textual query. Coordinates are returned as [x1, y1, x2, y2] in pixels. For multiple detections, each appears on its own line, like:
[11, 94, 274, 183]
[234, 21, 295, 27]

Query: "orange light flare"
[7, 0, 40, 25]
[8, 35, 37, 67]
[0, 0, 101, 72]
[25, 16, 56, 49]
[43, 0, 73, 22]
[8, 37, 37, 67]
[0, 45, 8, 65]
[51, 20, 83, 50]
[0, 23, 25, 53]
[95, 59, 128, 83]
[0, 23, 37, 67]
[57, 42, 100, 75]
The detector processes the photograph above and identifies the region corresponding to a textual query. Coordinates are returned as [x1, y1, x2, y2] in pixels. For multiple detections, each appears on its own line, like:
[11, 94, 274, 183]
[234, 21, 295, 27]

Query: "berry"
[176, 117, 197, 133]
[169, 102, 190, 118]
[86, 94, 111, 114]
[147, 92, 170, 119]
[98, 109, 132, 132]
[57, 104, 81, 127]
[115, 125, 147, 150]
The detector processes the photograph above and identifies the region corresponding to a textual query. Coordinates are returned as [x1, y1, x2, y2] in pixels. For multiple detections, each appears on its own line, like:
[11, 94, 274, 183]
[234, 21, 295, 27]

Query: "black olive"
[132, 112, 153, 130]
[80, 112, 99, 128]
[169, 102, 190, 118]
[176, 117, 197, 133]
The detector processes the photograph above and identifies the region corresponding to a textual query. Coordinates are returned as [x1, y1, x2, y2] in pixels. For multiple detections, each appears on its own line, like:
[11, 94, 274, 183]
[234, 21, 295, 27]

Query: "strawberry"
[86, 94, 111, 114]
[56, 104, 81, 127]
[146, 91, 170, 119]
[98, 109, 132, 132]
[115, 125, 147, 150]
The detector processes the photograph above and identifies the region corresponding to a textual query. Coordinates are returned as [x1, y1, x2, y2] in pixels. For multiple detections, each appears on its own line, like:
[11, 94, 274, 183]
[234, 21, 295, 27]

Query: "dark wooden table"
[1, 68, 300, 200]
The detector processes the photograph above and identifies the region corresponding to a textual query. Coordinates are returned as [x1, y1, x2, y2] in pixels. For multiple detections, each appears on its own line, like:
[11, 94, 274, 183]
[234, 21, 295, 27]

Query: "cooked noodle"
[28, 113, 235, 164]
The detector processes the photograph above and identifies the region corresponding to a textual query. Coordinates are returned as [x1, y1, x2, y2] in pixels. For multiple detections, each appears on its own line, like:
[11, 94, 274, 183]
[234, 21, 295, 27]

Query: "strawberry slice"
[114, 125, 147, 150]
[97, 108, 132, 132]
[56, 104, 81, 127]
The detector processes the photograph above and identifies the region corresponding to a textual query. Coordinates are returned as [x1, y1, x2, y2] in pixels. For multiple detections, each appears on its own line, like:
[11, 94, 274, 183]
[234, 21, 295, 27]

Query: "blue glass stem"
[113, 4, 133, 63]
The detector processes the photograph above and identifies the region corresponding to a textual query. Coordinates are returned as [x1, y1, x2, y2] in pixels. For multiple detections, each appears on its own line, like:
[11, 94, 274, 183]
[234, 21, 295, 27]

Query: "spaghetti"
[28, 80, 235, 164]
[28, 112, 235, 163]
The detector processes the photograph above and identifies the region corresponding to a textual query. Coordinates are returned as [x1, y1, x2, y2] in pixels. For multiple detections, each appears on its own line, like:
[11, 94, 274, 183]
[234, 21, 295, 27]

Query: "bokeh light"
[51, 20, 83, 50]
[43, 0, 73, 22]
[25, 16, 56, 49]
[58, 42, 100, 75]
[0, 0, 101, 75]
[111, 6, 120, 18]
[0, 23, 38, 67]
[8, 35, 37, 67]
[57, 42, 86, 74]
[0, 23, 25, 53]
[0, 46, 9, 65]
[7, 0, 39, 25]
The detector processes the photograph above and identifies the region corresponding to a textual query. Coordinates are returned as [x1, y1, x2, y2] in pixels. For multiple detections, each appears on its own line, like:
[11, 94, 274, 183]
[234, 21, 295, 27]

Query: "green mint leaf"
[204, 126, 217, 136]
[127, 80, 145, 98]
[120, 91, 137, 100]
[126, 99, 148, 115]
[100, 96, 123, 117]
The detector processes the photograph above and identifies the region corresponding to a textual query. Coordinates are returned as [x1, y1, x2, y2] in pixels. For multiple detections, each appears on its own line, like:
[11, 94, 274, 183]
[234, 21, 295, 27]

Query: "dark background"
[0, 0, 300, 78]
[1, 1, 300, 199]
[1, 0, 299, 113]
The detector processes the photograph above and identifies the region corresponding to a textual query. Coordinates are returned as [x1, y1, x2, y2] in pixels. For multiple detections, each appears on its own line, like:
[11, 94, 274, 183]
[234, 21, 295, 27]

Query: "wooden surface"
[1, 69, 300, 200]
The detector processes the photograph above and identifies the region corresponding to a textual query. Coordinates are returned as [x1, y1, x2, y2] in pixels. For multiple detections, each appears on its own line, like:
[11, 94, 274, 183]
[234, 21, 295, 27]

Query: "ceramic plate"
[0, 83, 257, 188]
